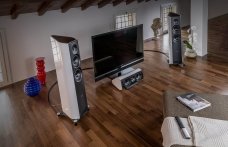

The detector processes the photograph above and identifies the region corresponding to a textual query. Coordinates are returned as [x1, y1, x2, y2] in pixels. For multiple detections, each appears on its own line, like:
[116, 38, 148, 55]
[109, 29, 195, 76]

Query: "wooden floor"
[1, 31, 228, 147]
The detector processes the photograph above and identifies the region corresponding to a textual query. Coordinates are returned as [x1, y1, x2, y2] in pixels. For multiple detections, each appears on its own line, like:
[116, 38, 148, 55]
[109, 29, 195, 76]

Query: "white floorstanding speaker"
[50, 35, 89, 125]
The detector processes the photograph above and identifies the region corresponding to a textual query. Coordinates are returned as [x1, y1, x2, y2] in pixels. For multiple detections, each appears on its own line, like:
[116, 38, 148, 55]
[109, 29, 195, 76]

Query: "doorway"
[161, 3, 177, 34]
[0, 30, 11, 87]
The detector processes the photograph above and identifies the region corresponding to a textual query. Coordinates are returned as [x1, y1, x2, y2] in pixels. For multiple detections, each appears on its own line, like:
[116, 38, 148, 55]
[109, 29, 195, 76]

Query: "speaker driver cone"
[72, 55, 80, 68]
[74, 69, 82, 82]
[72, 44, 79, 55]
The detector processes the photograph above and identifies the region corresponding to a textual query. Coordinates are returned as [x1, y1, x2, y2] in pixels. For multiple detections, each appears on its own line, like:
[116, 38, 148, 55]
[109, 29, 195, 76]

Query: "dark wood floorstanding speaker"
[168, 12, 183, 66]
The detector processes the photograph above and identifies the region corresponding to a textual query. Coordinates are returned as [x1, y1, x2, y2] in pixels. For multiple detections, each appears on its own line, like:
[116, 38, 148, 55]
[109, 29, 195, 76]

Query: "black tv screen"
[92, 24, 144, 81]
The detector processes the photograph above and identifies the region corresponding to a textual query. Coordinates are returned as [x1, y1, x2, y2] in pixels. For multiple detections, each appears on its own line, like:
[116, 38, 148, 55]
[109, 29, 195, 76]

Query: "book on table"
[176, 93, 211, 112]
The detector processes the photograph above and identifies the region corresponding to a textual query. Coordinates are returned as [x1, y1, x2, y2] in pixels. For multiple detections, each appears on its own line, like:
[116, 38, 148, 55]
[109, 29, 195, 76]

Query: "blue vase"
[24, 77, 41, 97]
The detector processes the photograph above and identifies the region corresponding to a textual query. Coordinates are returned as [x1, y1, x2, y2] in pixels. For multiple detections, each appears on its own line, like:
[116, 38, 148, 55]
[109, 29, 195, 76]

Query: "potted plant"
[183, 26, 197, 58]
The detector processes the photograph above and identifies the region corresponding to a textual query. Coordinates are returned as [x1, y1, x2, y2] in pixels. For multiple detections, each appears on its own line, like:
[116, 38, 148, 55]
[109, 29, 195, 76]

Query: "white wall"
[177, 0, 190, 27]
[208, 0, 228, 19]
[0, 0, 176, 83]
[191, 0, 208, 56]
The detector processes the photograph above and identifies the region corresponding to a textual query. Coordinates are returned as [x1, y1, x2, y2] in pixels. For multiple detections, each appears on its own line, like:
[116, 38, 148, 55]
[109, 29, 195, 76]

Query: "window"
[115, 12, 136, 30]
[161, 4, 177, 33]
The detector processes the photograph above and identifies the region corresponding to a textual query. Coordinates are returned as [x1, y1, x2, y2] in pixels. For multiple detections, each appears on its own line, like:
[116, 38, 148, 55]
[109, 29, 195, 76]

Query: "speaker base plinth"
[56, 107, 89, 125]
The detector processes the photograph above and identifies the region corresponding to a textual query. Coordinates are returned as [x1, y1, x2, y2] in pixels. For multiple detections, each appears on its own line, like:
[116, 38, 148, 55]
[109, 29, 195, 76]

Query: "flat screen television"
[92, 24, 144, 82]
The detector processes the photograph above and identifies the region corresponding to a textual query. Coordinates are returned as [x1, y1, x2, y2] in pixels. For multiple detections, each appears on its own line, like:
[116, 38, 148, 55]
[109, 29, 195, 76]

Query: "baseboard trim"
[144, 38, 153, 43]
[0, 83, 13, 90]
[0, 57, 94, 90]
[144, 34, 164, 43]
[182, 25, 190, 30]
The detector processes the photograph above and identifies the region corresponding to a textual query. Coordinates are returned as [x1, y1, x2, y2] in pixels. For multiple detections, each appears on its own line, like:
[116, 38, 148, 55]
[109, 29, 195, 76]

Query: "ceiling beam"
[37, 0, 53, 16]
[61, 0, 78, 13]
[10, 4, 20, 19]
[81, 0, 95, 11]
[112, 0, 124, 6]
[126, 0, 135, 5]
[98, 0, 112, 8]
[137, 0, 144, 3]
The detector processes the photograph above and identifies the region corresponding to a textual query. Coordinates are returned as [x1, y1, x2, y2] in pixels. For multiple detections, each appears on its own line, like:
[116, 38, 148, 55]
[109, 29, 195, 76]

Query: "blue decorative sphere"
[24, 77, 41, 97]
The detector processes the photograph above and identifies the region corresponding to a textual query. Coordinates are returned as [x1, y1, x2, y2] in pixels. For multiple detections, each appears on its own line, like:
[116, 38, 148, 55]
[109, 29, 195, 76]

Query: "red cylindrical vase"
[36, 57, 46, 85]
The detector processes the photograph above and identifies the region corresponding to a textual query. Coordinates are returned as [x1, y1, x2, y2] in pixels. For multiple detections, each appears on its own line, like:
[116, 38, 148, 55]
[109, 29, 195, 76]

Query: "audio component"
[112, 68, 143, 90]
[168, 12, 183, 66]
[50, 35, 89, 125]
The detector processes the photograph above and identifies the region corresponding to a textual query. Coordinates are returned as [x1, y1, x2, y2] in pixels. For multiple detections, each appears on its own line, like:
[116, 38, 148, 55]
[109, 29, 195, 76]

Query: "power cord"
[144, 50, 169, 58]
[47, 81, 58, 107]
[81, 67, 93, 71]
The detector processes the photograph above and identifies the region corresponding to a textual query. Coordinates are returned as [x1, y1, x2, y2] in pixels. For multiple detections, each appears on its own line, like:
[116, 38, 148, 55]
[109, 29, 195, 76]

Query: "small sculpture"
[151, 18, 162, 39]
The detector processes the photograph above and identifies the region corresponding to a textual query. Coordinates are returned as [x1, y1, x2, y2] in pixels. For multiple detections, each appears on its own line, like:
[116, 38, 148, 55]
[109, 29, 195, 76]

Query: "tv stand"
[120, 67, 135, 75]
[112, 68, 143, 90]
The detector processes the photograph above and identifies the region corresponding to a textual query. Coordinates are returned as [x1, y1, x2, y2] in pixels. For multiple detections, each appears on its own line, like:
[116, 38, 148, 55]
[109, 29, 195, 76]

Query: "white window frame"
[160, 3, 177, 34]
[0, 29, 11, 87]
[115, 12, 136, 30]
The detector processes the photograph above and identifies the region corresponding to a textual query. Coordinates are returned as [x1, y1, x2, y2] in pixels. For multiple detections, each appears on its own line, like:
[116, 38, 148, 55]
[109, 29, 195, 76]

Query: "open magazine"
[176, 93, 211, 112]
